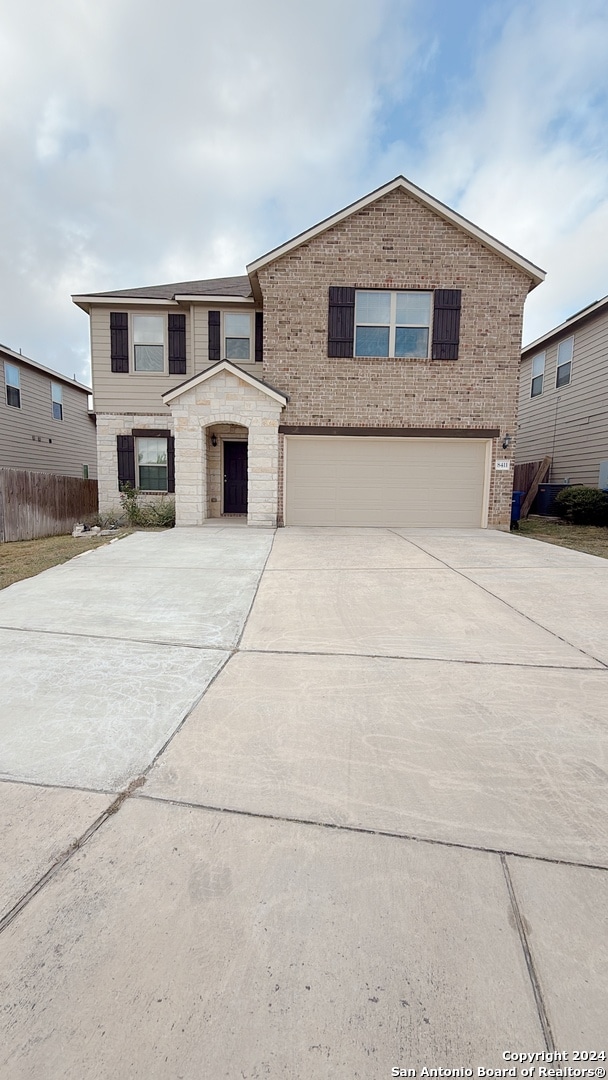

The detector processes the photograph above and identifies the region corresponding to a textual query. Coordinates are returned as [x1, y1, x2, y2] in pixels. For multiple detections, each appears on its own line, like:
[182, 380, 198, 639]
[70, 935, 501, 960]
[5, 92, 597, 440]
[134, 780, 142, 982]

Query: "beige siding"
[0, 356, 96, 478]
[517, 309, 608, 486]
[91, 304, 261, 413]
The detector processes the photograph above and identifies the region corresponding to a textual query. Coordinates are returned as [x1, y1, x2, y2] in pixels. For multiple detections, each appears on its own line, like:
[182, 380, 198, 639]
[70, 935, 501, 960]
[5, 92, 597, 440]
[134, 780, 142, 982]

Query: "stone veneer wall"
[96, 413, 174, 513]
[257, 186, 534, 528]
[168, 370, 284, 528]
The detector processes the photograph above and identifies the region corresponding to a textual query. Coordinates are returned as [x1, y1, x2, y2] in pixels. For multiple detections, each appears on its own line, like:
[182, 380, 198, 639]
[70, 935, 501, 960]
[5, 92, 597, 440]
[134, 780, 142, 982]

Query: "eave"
[247, 175, 546, 291]
[162, 359, 288, 407]
[0, 343, 92, 394]
[72, 295, 180, 313]
[521, 294, 608, 359]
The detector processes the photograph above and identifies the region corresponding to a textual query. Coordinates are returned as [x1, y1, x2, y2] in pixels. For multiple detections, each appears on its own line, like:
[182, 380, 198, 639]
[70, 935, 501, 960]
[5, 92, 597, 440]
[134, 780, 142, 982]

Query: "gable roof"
[246, 176, 546, 289]
[0, 343, 92, 394]
[162, 359, 288, 406]
[521, 294, 608, 358]
[72, 275, 252, 311]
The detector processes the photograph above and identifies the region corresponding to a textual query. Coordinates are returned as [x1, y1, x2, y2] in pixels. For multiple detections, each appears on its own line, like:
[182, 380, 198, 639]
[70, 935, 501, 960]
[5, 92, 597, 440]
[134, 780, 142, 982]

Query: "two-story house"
[1, 344, 96, 479]
[517, 294, 608, 490]
[73, 176, 544, 529]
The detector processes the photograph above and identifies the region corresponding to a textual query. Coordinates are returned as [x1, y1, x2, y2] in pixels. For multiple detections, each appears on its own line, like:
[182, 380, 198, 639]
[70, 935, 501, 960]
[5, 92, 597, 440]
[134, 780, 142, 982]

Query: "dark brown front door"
[223, 441, 248, 514]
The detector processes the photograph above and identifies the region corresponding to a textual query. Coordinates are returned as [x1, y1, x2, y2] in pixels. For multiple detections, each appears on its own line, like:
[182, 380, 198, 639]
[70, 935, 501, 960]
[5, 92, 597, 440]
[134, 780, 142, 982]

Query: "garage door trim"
[283, 435, 493, 528]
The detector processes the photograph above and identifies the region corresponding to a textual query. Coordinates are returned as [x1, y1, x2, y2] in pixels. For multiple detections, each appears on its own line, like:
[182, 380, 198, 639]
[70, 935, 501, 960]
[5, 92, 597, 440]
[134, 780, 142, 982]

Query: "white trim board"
[162, 359, 288, 406]
[247, 176, 545, 287]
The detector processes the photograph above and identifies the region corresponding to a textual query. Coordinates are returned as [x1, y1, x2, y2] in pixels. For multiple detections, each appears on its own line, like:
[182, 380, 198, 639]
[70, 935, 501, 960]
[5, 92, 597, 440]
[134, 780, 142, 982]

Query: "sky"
[1, 0, 607, 386]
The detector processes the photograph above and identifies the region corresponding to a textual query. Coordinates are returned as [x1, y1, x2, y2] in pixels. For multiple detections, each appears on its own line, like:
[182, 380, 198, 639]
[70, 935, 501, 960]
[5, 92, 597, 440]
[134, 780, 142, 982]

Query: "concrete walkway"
[1, 526, 607, 1076]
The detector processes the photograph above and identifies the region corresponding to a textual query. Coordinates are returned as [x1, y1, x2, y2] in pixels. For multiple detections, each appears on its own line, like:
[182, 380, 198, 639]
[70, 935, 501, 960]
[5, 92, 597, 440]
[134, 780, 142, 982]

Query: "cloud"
[400, 0, 608, 342]
[0, 0, 420, 382]
[2, 0, 608, 383]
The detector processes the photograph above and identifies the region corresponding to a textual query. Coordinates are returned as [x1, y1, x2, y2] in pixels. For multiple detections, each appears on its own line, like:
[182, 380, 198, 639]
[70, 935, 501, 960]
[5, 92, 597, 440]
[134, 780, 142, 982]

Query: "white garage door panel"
[285, 437, 488, 527]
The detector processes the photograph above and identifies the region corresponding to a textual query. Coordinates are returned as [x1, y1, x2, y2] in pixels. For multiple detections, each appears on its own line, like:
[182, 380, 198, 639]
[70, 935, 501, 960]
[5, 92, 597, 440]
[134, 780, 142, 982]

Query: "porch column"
[247, 413, 282, 528]
[173, 410, 205, 526]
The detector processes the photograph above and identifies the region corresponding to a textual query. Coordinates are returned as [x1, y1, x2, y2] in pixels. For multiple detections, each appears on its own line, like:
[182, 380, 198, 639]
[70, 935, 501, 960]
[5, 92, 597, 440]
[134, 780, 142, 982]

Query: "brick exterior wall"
[257, 187, 532, 527]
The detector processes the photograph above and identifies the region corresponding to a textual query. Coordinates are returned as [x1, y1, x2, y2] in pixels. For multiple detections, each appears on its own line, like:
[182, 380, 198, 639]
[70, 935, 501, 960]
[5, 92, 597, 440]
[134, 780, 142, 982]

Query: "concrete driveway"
[1, 526, 607, 1076]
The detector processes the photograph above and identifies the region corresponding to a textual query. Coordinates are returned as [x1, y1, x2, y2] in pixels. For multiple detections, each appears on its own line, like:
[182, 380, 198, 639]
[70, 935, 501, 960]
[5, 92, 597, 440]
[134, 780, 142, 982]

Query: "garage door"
[284, 437, 489, 527]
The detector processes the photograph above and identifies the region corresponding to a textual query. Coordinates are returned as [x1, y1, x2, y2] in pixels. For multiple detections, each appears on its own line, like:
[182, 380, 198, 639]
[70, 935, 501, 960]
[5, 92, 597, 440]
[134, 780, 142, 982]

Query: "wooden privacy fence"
[512, 457, 552, 519]
[0, 469, 99, 542]
[513, 460, 543, 495]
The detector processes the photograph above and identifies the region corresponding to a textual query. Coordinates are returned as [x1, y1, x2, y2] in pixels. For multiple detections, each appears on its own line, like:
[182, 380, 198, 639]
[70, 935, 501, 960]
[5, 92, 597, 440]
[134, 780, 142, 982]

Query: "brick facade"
[257, 187, 532, 527]
[84, 180, 541, 530]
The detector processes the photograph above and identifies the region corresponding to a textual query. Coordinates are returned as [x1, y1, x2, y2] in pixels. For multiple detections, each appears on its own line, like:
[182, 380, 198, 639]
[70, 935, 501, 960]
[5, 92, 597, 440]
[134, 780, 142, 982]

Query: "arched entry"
[162, 360, 287, 527]
[205, 423, 248, 519]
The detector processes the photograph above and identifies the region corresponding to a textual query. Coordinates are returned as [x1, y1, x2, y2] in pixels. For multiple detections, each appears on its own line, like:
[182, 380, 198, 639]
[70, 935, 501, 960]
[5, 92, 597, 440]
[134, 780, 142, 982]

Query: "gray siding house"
[0, 345, 97, 478]
[517, 295, 608, 488]
[74, 176, 544, 529]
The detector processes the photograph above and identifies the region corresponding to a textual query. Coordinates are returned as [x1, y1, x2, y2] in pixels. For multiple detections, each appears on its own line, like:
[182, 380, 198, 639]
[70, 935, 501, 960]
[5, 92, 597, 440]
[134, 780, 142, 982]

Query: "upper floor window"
[556, 337, 573, 388]
[224, 313, 252, 361]
[111, 312, 186, 375]
[531, 352, 545, 397]
[133, 315, 165, 372]
[5, 362, 21, 408]
[137, 437, 168, 490]
[51, 382, 63, 420]
[354, 291, 432, 358]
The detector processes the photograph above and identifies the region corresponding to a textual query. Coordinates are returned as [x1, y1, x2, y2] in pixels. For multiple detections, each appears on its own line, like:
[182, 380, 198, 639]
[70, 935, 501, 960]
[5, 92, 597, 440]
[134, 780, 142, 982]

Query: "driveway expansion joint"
[0, 776, 147, 937]
[0, 623, 233, 651]
[390, 530, 608, 668]
[234, 529, 278, 650]
[236, 645, 606, 671]
[501, 854, 555, 1051]
[136, 793, 608, 873]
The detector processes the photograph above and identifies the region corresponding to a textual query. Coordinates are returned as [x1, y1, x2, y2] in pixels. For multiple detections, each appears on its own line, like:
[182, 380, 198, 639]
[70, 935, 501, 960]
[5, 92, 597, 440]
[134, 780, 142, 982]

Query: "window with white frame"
[354, 290, 432, 358]
[4, 362, 21, 408]
[556, 337, 573, 388]
[133, 315, 165, 372]
[224, 313, 252, 361]
[51, 382, 63, 420]
[530, 352, 545, 397]
[137, 437, 167, 490]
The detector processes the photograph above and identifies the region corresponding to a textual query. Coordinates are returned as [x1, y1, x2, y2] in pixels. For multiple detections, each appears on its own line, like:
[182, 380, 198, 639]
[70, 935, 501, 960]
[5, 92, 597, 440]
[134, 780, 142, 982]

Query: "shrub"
[89, 508, 127, 529]
[119, 484, 175, 528]
[137, 497, 176, 528]
[554, 485, 608, 525]
[119, 483, 141, 526]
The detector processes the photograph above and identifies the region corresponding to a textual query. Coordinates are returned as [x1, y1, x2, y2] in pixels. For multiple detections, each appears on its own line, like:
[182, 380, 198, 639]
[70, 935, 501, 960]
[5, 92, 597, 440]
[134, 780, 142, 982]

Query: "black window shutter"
[328, 287, 355, 357]
[432, 290, 461, 360]
[255, 311, 263, 362]
[116, 435, 135, 488]
[110, 313, 129, 373]
[167, 435, 175, 493]
[208, 310, 221, 361]
[168, 313, 186, 374]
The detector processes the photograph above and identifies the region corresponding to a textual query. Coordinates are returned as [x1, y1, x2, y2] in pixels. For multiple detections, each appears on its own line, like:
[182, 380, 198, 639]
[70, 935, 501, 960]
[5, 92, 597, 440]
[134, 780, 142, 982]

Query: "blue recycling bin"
[511, 490, 525, 527]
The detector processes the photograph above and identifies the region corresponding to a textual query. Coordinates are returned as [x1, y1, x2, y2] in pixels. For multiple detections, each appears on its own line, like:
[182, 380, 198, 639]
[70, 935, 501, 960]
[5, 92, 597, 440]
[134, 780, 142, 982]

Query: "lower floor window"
[137, 437, 167, 490]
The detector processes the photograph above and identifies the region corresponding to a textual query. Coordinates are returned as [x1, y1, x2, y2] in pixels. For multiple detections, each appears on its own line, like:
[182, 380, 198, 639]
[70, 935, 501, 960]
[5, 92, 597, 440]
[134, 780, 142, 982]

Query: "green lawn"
[517, 517, 608, 559]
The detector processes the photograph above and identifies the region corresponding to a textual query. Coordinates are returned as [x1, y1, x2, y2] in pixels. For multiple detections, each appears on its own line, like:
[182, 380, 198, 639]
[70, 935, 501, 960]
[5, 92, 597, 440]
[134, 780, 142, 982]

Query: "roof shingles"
[84, 275, 252, 300]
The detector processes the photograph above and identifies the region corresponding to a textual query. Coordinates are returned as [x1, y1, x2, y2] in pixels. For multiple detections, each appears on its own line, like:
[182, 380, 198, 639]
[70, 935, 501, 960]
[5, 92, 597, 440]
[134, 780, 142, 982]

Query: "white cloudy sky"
[1, 0, 607, 384]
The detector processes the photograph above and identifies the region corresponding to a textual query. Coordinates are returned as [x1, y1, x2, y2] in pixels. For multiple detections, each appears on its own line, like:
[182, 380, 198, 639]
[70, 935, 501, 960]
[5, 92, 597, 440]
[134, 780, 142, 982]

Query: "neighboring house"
[73, 176, 544, 529]
[517, 295, 608, 489]
[0, 344, 96, 478]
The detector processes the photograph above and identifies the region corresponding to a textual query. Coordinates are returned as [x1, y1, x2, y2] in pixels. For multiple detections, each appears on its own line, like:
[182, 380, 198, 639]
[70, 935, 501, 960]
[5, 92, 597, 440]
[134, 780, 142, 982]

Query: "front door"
[223, 441, 248, 514]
